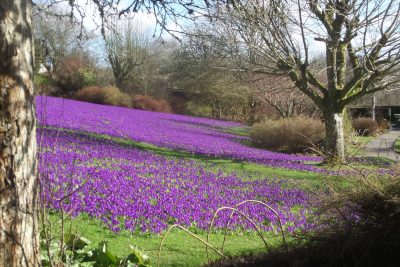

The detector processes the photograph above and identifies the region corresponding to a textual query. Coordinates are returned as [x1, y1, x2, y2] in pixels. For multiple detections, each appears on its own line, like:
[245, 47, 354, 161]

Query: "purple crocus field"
[39, 129, 314, 233]
[37, 95, 319, 234]
[36, 96, 322, 172]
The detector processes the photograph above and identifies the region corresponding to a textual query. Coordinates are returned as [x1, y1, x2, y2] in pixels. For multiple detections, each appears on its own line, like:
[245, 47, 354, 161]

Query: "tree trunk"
[0, 1, 39, 266]
[324, 111, 345, 162]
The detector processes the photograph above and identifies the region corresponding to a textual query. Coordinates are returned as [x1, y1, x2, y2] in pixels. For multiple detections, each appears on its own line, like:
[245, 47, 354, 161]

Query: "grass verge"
[346, 135, 374, 155]
[47, 213, 281, 267]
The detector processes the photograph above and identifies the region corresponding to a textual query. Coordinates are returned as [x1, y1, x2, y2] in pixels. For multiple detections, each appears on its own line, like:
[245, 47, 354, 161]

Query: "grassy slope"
[42, 126, 324, 186]
[49, 213, 280, 267]
[43, 126, 376, 266]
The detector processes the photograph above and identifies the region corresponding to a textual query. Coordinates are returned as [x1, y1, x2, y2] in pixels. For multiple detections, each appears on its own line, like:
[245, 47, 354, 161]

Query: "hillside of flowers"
[39, 128, 314, 233]
[36, 96, 322, 172]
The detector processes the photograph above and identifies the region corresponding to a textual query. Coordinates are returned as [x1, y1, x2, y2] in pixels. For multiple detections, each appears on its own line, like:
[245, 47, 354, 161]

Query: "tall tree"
[0, 0, 39, 266]
[0, 0, 201, 264]
[206, 0, 400, 161]
[103, 19, 151, 93]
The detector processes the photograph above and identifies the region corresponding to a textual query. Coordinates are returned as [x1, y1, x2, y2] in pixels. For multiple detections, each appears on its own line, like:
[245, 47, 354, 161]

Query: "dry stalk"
[157, 224, 232, 267]
[205, 206, 270, 264]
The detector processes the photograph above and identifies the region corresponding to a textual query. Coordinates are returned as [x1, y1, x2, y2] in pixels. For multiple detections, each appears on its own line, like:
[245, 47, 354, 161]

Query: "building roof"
[348, 89, 400, 108]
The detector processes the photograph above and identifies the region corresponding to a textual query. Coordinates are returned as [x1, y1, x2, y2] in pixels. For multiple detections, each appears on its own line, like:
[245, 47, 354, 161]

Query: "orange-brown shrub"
[352, 117, 379, 136]
[250, 116, 325, 153]
[76, 86, 132, 108]
[77, 86, 105, 104]
[131, 95, 172, 113]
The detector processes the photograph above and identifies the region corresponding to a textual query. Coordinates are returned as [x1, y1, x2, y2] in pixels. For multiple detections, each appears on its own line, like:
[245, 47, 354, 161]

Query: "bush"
[76, 86, 105, 104]
[102, 86, 132, 108]
[54, 55, 95, 94]
[352, 117, 379, 136]
[250, 117, 325, 153]
[131, 95, 172, 113]
[185, 101, 213, 117]
[34, 74, 56, 95]
[208, 166, 400, 267]
[168, 96, 187, 114]
[378, 119, 390, 131]
[76, 86, 132, 108]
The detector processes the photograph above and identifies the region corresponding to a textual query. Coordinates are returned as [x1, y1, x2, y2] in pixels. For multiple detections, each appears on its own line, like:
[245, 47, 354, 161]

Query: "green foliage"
[34, 73, 55, 95]
[80, 67, 97, 87]
[394, 139, 400, 153]
[41, 234, 151, 267]
[185, 101, 213, 117]
[55, 54, 96, 94]
[46, 212, 275, 267]
[34, 74, 52, 86]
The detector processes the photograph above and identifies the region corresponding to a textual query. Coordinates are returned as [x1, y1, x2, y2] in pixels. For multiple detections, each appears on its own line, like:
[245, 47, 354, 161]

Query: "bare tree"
[33, 7, 84, 74]
[0, 0, 203, 265]
[167, 34, 253, 121]
[103, 19, 151, 93]
[251, 74, 320, 118]
[204, 0, 400, 161]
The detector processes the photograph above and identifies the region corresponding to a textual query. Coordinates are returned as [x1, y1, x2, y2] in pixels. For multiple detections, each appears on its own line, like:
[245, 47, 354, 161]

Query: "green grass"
[223, 126, 250, 137]
[41, 126, 326, 188]
[39, 126, 366, 266]
[84, 131, 344, 190]
[47, 213, 279, 267]
[394, 139, 400, 153]
[346, 135, 374, 155]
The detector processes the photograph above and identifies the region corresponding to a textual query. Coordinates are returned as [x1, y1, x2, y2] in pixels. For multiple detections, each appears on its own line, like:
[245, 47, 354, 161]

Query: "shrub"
[168, 96, 187, 114]
[76, 86, 105, 104]
[378, 119, 390, 131]
[352, 117, 379, 136]
[54, 55, 95, 94]
[250, 117, 325, 153]
[185, 101, 213, 117]
[76, 86, 132, 108]
[208, 165, 400, 267]
[131, 95, 172, 113]
[34, 74, 56, 95]
[103, 86, 132, 108]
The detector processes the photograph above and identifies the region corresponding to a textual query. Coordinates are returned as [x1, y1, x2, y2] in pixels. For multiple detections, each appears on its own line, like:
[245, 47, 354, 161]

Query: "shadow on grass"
[42, 126, 325, 186]
[207, 176, 400, 267]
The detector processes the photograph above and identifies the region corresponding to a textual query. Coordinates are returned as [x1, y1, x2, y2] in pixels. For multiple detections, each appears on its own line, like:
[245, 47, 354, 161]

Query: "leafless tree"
[33, 6, 86, 74]
[103, 19, 151, 93]
[203, 0, 400, 161]
[251, 74, 320, 118]
[0, 0, 203, 265]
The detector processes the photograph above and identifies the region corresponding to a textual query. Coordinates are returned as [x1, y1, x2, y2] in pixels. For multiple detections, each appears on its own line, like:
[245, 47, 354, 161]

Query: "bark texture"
[0, 0, 39, 266]
[324, 112, 345, 161]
